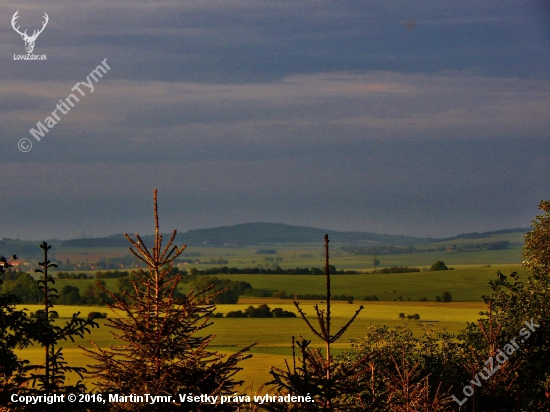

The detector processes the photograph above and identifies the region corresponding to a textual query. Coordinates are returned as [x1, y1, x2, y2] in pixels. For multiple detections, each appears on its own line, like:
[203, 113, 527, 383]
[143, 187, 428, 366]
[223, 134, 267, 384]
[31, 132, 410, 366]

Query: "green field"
[16, 296, 488, 388]
[44, 234, 525, 275]
[13, 234, 529, 390]
[52, 264, 527, 303]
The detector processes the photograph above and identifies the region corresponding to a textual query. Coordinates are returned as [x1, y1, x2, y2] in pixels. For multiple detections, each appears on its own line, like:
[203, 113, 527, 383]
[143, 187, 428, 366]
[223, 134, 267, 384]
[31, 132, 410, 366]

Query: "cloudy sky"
[1, 0, 549, 240]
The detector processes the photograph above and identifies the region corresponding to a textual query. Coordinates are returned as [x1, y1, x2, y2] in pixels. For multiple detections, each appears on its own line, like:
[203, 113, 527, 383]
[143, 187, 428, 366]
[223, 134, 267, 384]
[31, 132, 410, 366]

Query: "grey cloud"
[1, 0, 549, 241]
[1, 0, 548, 83]
[1, 136, 549, 240]
[2, 71, 549, 165]
[0, 93, 47, 111]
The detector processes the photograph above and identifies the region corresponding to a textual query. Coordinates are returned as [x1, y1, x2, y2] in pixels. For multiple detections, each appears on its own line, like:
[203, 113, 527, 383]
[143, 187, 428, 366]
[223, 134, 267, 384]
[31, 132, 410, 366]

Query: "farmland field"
[44, 235, 525, 273]
[51, 264, 527, 303]
[12, 233, 529, 389]
[16, 297, 488, 388]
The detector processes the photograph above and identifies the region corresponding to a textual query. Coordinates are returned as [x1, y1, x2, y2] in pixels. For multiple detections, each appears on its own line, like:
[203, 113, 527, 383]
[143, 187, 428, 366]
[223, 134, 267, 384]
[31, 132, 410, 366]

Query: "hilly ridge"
[59, 223, 530, 248]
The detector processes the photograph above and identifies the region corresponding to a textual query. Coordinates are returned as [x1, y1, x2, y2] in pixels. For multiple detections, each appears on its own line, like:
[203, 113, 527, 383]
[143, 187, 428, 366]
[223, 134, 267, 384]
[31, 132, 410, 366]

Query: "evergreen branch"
[314, 304, 330, 340]
[330, 305, 364, 343]
[293, 301, 324, 341]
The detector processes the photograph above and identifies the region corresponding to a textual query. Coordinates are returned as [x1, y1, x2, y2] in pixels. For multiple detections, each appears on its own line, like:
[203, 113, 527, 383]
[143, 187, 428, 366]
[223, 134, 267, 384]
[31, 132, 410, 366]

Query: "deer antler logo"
[12, 11, 49, 54]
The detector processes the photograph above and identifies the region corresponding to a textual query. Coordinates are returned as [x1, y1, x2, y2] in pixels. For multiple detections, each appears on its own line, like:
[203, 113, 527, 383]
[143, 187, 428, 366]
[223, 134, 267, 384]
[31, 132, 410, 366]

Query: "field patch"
[188, 265, 526, 302]
[16, 300, 485, 388]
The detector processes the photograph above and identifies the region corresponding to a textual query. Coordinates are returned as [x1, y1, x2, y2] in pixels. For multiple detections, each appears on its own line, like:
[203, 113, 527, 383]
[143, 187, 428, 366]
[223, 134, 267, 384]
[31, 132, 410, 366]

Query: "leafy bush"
[58, 285, 81, 305]
[225, 310, 245, 318]
[430, 261, 448, 271]
[245, 304, 273, 318]
[271, 307, 297, 318]
[87, 312, 107, 320]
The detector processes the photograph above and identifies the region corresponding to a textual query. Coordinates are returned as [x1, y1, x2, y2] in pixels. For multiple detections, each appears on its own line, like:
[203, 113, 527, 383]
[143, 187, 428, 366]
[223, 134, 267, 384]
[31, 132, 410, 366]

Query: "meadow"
[17, 297, 490, 388]
[216, 300, 487, 386]
[14, 232, 528, 389]
[52, 264, 527, 303]
[45, 232, 525, 273]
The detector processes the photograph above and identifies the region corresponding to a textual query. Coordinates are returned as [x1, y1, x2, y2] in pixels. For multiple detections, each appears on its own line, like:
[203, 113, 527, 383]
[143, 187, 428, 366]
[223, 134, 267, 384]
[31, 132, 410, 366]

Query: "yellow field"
[16, 299, 486, 389]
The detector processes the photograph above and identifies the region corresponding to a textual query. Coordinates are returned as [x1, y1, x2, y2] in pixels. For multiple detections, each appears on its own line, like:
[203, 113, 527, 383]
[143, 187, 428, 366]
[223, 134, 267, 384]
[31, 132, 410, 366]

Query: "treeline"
[453, 240, 509, 251]
[175, 258, 229, 265]
[342, 245, 421, 255]
[342, 240, 510, 255]
[53, 255, 140, 271]
[54, 265, 362, 279]
[375, 266, 420, 273]
[3, 271, 255, 306]
[4, 267, 262, 306]
[265, 290, 355, 302]
[0, 270, 112, 305]
[223, 304, 296, 318]
[55, 272, 91, 279]
[187, 265, 360, 275]
[93, 270, 130, 279]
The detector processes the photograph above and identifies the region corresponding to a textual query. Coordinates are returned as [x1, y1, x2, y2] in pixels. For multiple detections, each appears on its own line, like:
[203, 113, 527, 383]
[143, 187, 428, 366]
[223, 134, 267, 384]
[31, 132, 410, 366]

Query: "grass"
[182, 265, 527, 302]
[50, 264, 528, 303]
[16, 299, 486, 389]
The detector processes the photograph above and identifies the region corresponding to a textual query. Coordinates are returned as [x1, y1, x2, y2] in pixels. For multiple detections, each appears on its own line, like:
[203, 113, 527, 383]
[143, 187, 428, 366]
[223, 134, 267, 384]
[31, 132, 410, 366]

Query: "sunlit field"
[14, 237, 526, 389]
[17, 298, 486, 388]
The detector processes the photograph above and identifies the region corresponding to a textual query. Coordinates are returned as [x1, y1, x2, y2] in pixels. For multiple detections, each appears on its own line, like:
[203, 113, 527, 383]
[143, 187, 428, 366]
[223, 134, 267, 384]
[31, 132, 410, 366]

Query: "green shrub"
[87, 312, 107, 320]
[430, 261, 448, 271]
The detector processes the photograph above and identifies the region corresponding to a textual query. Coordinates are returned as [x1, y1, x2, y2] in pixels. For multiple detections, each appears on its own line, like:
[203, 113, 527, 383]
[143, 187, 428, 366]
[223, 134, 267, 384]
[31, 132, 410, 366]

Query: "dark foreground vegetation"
[1, 194, 550, 411]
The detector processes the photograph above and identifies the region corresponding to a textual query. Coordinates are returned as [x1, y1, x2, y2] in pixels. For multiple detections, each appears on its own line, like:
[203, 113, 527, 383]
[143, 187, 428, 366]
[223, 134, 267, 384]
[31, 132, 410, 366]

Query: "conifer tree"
[268, 235, 365, 411]
[84, 190, 252, 411]
[0, 255, 32, 407]
[15, 242, 99, 411]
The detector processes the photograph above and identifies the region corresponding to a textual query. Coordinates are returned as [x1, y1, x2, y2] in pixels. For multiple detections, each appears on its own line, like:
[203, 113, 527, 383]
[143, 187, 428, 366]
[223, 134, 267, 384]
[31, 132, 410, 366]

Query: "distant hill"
[176, 223, 434, 246]
[59, 223, 531, 248]
[435, 228, 530, 243]
[0, 240, 47, 259]
[62, 223, 432, 247]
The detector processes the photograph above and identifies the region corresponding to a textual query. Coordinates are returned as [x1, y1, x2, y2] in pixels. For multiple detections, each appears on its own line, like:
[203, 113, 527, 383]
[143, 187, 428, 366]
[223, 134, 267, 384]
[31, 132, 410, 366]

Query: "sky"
[1, 0, 549, 240]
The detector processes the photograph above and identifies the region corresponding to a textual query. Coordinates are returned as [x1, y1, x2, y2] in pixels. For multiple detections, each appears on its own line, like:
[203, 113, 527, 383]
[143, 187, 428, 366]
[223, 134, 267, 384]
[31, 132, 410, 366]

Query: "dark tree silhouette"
[83, 190, 252, 411]
[0, 254, 33, 406]
[9, 243, 99, 411]
[268, 234, 365, 411]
